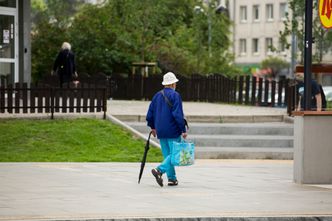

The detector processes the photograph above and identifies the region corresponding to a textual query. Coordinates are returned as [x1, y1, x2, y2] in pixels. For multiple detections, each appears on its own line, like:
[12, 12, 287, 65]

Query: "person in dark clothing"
[295, 72, 322, 111]
[146, 72, 187, 187]
[52, 42, 78, 88]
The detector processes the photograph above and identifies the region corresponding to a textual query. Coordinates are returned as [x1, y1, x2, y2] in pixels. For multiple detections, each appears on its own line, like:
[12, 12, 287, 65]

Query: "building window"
[266, 4, 274, 21]
[240, 6, 247, 22]
[279, 40, 287, 54]
[253, 5, 260, 22]
[253, 38, 259, 54]
[266, 38, 273, 54]
[0, 0, 16, 8]
[240, 39, 247, 55]
[280, 3, 288, 20]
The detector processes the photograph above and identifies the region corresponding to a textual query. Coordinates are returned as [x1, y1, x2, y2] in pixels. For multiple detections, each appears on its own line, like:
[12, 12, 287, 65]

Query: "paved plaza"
[0, 160, 332, 221]
[108, 100, 288, 119]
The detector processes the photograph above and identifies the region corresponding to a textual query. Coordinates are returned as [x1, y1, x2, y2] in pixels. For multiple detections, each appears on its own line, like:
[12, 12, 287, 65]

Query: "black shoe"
[168, 179, 178, 186]
[151, 169, 163, 187]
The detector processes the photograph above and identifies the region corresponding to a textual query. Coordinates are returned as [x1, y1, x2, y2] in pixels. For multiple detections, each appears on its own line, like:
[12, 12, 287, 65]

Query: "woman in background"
[52, 42, 78, 88]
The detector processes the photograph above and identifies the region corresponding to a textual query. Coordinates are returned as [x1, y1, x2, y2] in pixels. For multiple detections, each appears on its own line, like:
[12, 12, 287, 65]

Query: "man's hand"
[182, 132, 187, 139]
[151, 129, 157, 137]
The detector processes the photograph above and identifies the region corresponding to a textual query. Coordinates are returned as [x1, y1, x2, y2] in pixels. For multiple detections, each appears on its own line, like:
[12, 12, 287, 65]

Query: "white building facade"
[228, 0, 290, 73]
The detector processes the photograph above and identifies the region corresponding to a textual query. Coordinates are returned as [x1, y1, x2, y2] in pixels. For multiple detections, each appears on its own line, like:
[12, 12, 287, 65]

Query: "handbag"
[171, 139, 195, 166]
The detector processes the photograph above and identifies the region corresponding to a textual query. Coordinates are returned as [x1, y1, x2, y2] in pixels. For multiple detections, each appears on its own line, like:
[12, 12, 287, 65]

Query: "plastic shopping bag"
[171, 140, 195, 166]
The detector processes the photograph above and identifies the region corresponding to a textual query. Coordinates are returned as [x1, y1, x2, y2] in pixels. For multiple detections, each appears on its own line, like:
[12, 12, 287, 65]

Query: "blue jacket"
[146, 88, 186, 139]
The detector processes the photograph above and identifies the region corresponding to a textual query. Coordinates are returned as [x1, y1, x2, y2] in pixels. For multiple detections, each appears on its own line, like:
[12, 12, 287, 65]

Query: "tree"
[156, 0, 236, 76]
[280, 0, 332, 65]
[69, 3, 125, 75]
[261, 56, 290, 79]
[31, 0, 235, 81]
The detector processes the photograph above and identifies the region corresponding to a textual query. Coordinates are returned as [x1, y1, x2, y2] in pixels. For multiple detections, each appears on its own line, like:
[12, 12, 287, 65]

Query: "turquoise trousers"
[157, 136, 181, 181]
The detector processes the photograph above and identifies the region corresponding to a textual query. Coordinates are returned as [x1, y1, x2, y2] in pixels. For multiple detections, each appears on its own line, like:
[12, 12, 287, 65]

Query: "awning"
[295, 64, 332, 74]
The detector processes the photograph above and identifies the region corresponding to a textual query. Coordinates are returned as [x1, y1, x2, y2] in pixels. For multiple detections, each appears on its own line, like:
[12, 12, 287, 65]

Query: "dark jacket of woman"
[53, 49, 76, 86]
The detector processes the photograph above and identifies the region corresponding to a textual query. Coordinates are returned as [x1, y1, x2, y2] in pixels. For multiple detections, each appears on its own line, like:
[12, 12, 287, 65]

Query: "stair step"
[187, 123, 293, 135]
[126, 122, 294, 136]
[195, 147, 293, 160]
[173, 134, 293, 148]
[188, 134, 293, 139]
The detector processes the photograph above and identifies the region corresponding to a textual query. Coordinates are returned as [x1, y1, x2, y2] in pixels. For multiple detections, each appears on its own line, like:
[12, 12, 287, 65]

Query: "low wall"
[293, 111, 332, 184]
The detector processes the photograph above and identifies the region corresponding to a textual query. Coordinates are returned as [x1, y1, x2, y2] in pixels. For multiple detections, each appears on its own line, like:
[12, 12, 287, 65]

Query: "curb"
[106, 114, 160, 148]
[112, 114, 291, 123]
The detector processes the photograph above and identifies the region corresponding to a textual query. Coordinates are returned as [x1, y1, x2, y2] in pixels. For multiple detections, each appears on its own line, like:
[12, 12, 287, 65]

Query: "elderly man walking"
[146, 72, 187, 187]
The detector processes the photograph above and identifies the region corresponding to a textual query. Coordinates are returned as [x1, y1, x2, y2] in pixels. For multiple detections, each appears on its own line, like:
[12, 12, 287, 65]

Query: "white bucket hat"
[162, 72, 179, 85]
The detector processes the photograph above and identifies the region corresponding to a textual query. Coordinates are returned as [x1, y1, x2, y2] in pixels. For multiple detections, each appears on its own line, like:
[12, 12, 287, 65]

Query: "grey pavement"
[108, 100, 290, 123]
[1, 160, 332, 221]
[108, 100, 287, 116]
[0, 160, 332, 220]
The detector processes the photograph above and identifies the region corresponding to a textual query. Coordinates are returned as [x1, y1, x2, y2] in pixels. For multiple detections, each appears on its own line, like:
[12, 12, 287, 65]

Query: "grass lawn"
[0, 118, 163, 162]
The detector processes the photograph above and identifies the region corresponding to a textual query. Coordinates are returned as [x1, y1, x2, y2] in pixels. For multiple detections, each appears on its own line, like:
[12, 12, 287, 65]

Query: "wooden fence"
[0, 83, 107, 119]
[0, 73, 295, 118]
[33, 73, 291, 108]
[109, 74, 291, 108]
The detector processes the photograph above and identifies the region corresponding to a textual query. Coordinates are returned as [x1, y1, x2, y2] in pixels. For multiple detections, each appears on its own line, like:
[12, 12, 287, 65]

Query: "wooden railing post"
[244, 76, 250, 105]
[15, 83, 20, 113]
[37, 87, 43, 113]
[7, 84, 13, 113]
[238, 76, 244, 104]
[76, 84, 82, 113]
[22, 83, 28, 113]
[263, 79, 269, 105]
[277, 80, 283, 106]
[251, 76, 257, 106]
[51, 88, 54, 119]
[0, 83, 4, 113]
[271, 80, 276, 107]
[103, 88, 107, 119]
[257, 78, 263, 106]
[286, 79, 294, 115]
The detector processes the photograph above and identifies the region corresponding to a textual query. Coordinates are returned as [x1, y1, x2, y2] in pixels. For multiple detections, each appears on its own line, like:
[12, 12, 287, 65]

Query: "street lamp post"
[194, 3, 212, 57]
[208, 7, 212, 57]
[290, 32, 297, 79]
[195, 0, 227, 58]
[303, 0, 313, 110]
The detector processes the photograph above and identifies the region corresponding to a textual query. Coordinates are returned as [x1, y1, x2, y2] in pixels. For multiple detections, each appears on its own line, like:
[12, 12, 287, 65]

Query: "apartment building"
[227, 0, 290, 74]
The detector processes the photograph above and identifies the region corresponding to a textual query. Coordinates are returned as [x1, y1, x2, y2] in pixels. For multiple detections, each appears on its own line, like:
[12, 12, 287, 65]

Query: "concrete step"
[151, 134, 293, 148]
[190, 134, 293, 147]
[126, 122, 294, 136]
[188, 122, 293, 136]
[195, 147, 293, 160]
